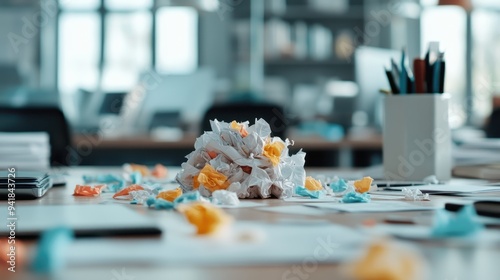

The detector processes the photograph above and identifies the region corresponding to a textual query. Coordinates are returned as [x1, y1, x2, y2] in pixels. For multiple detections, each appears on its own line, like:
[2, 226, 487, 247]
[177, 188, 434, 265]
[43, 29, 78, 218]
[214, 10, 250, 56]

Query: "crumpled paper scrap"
[197, 164, 230, 192]
[402, 188, 430, 201]
[174, 191, 207, 205]
[124, 163, 150, 177]
[124, 163, 169, 179]
[329, 177, 348, 193]
[431, 205, 483, 237]
[263, 140, 285, 167]
[354, 176, 373, 193]
[423, 175, 439, 184]
[73, 184, 106, 197]
[129, 171, 142, 184]
[151, 164, 168, 178]
[177, 202, 232, 235]
[212, 190, 240, 206]
[146, 197, 175, 210]
[129, 190, 153, 205]
[31, 227, 74, 273]
[113, 184, 144, 199]
[295, 186, 323, 199]
[304, 176, 323, 191]
[156, 187, 183, 202]
[176, 119, 306, 199]
[1, 238, 27, 269]
[342, 191, 371, 203]
[346, 239, 425, 280]
[82, 174, 125, 193]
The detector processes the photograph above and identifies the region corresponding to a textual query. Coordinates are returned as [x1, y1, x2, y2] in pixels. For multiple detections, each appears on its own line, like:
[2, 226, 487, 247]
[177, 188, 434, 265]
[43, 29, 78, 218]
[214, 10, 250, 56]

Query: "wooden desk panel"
[73, 133, 383, 150]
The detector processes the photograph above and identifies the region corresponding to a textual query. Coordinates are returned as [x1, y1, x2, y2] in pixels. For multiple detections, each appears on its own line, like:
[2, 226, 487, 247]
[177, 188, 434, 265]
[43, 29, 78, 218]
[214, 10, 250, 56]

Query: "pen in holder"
[383, 94, 451, 182]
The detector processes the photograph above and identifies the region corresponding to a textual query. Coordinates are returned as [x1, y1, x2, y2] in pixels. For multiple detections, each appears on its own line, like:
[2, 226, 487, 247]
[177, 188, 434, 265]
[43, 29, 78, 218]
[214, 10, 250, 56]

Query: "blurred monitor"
[132, 68, 215, 132]
[355, 46, 400, 128]
[0, 65, 21, 89]
[98, 92, 126, 115]
[149, 111, 181, 131]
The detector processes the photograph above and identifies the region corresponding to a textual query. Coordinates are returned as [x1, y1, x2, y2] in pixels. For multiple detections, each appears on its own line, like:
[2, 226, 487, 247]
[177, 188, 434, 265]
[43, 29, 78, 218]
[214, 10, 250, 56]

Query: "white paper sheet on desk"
[65, 220, 365, 266]
[283, 196, 341, 203]
[257, 205, 329, 216]
[217, 201, 265, 208]
[369, 224, 500, 245]
[388, 184, 500, 194]
[305, 201, 438, 213]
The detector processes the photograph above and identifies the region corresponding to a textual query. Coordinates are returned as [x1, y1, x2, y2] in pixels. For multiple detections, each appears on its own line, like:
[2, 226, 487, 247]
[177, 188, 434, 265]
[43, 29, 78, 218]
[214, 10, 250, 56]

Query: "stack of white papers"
[0, 132, 50, 170]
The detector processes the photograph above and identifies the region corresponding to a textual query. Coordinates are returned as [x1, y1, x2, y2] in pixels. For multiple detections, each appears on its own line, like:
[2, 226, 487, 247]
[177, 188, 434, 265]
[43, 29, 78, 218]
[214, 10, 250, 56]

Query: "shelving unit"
[231, 0, 367, 87]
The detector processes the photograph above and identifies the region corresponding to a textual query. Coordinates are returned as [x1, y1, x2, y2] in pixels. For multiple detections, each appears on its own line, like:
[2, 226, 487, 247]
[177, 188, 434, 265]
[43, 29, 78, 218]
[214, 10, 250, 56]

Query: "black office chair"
[0, 107, 72, 166]
[201, 102, 288, 138]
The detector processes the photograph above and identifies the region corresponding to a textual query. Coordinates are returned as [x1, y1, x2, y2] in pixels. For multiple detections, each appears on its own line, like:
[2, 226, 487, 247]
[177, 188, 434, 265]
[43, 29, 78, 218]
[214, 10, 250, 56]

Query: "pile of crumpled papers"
[176, 119, 306, 199]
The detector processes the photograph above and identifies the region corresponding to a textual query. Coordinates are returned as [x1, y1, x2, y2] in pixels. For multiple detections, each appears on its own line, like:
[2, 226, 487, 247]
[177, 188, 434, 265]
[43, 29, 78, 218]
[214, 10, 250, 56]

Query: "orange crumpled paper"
[197, 164, 230, 193]
[113, 184, 144, 199]
[354, 176, 373, 193]
[177, 202, 232, 235]
[305, 176, 323, 191]
[262, 141, 285, 167]
[347, 240, 425, 280]
[156, 187, 183, 202]
[73, 184, 106, 197]
[151, 164, 168, 178]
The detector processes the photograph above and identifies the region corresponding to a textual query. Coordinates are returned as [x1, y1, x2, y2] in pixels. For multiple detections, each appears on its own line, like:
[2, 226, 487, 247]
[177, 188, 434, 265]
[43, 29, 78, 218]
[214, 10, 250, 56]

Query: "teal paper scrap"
[295, 186, 322, 199]
[431, 205, 483, 237]
[341, 191, 371, 203]
[146, 197, 175, 210]
[31, 227, 74, 273]
[82, 174, 126, 193]
[329, 178, 348, 193]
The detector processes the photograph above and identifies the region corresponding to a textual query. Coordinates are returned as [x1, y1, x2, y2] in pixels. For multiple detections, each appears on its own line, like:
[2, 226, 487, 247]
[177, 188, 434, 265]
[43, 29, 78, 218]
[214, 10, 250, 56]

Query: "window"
[156, 7, 198, 74]
[58, 1, 198, 94]
[421, 6, 466, 128]
[421, 0, 500, 126]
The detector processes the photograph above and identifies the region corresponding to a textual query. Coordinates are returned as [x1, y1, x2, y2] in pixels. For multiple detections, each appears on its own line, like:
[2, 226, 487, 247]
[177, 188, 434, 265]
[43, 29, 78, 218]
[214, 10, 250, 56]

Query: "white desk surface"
[1, 167, 500, 280]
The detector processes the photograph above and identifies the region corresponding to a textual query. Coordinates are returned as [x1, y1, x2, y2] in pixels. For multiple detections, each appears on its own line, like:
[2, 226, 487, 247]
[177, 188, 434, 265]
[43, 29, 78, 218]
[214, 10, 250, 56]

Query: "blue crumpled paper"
[31, 227, 74, 273]
[174, 191, 203, 205]
[341, 191, 371, 203]
[145, 191, 203, 210]
[431, 205, 483, 237]
[295, 186, 322, 199]
[329, 178, 348, 193]
[146, 197, 175, 210]
[82, 174, 126, 193]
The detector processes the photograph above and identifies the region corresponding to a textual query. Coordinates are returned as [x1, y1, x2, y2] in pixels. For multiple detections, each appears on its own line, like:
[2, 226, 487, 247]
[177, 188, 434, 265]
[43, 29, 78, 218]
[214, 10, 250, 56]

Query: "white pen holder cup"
[383, 94, 451, 182]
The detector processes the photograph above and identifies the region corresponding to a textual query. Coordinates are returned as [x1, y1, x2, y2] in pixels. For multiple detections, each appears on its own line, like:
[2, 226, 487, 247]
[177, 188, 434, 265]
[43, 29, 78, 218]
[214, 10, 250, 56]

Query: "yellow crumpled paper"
[305, 176, 323, 191]
[230, 121, 249, 137]
[177, 202, 232, 235]
[197, 164, 230, 192]
[263, 141, 285, 167]
[348, 240, 425, 280]
[156, 187, 183, 202]
[354, 176, 373, 193]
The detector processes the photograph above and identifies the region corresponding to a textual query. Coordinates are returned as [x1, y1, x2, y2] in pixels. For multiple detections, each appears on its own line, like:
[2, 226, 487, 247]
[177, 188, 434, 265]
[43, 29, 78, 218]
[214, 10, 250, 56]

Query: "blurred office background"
[1, 0, 500, 167]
